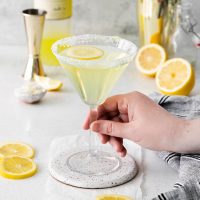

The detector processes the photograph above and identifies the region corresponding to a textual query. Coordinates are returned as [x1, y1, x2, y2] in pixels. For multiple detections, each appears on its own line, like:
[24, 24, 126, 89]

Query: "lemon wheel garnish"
[156, 58, 195, 96]
[34, 75, 63, 91]
[0, 142, 34, 159]
[65, 45, 104, 60]
[0, 156, 37, 179]
[135, 44, 166, 76]
[96, 194, 133, 200]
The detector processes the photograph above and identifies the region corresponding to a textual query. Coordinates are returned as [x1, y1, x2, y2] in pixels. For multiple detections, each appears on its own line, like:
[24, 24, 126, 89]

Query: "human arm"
[83, 92, 200, 156]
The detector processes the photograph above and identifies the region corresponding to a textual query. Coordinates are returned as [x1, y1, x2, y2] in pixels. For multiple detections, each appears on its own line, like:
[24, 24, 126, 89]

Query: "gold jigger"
[22, 9, 47, 81]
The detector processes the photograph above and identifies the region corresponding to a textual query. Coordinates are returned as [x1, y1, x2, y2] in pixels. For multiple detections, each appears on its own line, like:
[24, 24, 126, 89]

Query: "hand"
[83, 92, 185, 156]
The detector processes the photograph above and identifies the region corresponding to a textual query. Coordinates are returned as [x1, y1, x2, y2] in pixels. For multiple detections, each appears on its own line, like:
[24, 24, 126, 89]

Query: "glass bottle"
[166, 3, 197, 65]
[34, 0, 73, 66]
[137, 0, 165, 46]
[161, 0, 180, 50]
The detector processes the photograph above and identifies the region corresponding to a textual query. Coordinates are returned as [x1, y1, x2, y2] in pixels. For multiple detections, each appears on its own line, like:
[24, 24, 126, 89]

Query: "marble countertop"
[1, 44, 199, 200]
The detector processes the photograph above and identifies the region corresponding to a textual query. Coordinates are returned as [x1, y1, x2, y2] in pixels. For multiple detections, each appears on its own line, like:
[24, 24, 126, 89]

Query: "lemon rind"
[135, 44, 166, 75]
[34, 75, 63, 91]
[156, 58, 193, 94]
[96, 194, 133, 200]
[65, 45, 104, 60]
[0, 156, 37, 179]
[0, 142, 35, 159]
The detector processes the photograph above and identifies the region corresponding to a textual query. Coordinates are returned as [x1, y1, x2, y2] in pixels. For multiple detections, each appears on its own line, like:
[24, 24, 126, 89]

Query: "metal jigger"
[22, 9, 47, 81]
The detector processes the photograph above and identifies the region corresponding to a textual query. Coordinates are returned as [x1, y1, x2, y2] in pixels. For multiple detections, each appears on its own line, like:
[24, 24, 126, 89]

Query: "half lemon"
[135, 44, 166, 76]
[156, 58, 195, 96]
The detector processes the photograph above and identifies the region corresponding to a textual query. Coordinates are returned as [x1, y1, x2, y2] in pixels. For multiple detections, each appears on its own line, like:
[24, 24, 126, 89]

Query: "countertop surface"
[1, 45, 200, 200]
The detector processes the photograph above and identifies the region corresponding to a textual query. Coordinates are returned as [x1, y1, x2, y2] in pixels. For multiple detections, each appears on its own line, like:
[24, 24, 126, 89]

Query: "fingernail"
[119, 152, 123, 157]
[91, 122, 100, 132]
[102, 138, 108, 144]
[119, 151, 126, 157]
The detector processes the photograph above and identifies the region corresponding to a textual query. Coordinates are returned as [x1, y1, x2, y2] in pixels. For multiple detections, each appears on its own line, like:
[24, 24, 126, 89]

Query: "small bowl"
[15, 81, 47, 104]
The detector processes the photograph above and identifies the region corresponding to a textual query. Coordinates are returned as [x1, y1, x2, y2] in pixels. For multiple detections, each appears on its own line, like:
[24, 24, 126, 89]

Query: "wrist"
[177, 119, 200, 153]
[169, 119, 197, 153]
[169, 118, 191, 153]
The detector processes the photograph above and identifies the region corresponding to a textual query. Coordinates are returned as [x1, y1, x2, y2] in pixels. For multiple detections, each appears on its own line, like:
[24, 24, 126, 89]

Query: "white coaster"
[49, 149, 138, 189]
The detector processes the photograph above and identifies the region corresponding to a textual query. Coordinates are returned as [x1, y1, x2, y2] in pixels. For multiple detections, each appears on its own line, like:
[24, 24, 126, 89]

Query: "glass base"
[67, 150, 121, 175]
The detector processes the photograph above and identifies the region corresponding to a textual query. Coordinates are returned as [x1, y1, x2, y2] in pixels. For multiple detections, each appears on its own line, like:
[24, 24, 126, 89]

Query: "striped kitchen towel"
[150, 93, 200, 200]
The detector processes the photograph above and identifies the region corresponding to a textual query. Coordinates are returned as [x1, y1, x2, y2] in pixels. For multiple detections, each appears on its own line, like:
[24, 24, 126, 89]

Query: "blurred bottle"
[167, 3, 197, 65]
[34, 0, 72, 66]
[161, 0, 178, 50]
[137, 0, 165, 46]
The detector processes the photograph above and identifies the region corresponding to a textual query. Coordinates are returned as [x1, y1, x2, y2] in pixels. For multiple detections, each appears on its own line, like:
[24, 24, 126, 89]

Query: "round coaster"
[49, 149, 138, 189]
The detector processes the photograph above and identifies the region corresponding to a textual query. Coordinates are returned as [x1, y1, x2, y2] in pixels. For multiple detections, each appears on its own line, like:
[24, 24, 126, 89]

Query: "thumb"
[91, 120, 133, 139]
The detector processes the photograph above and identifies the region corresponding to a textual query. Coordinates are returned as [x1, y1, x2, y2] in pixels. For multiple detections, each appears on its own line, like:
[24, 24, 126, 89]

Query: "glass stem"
[89, 105, 97, 155]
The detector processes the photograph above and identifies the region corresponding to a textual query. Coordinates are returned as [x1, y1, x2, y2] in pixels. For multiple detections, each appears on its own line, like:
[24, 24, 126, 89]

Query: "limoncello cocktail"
[52, 35, 137, 176]
[61, 45, 129, 105]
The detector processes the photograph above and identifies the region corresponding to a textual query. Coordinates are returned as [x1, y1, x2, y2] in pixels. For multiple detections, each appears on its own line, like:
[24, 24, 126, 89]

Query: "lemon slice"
[0, 142, 34, 159]
[96, 194, 133, 200]
[156, 58, 195, 96]
[65, 45, 104, 60]
[135, 44, 166, 76]
[0, 156, 37, 179]
[34, 75, 63, 91]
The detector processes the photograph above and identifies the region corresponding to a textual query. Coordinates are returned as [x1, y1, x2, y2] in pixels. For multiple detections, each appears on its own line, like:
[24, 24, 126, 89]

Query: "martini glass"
[52, 34, 137, 176]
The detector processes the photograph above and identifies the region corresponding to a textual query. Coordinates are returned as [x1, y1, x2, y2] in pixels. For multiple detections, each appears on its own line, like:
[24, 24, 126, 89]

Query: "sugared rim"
[51, 34, 137, 68]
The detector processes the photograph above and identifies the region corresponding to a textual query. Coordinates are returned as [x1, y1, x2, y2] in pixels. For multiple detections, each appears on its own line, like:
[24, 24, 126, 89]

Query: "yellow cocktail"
[61, 45, 128, 105]
[52, 34, 137, 175]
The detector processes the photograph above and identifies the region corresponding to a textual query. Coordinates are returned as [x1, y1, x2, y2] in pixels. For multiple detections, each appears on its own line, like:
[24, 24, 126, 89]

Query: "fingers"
[91, 120, 133, 139]
[83, 94, 129, 129]
[119, 113, 129, 123]
[96, 116, 121, 147]
[83, 112, 90, 130]
[97, 133, 110, 144]
[97, 96, 120, 118]
[97, 94, 129, 119]
[95, 113, 127, 157]
[82, 110, 100, 130]
[109, 137, 127, 157]
[97, 133, 127, 157]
